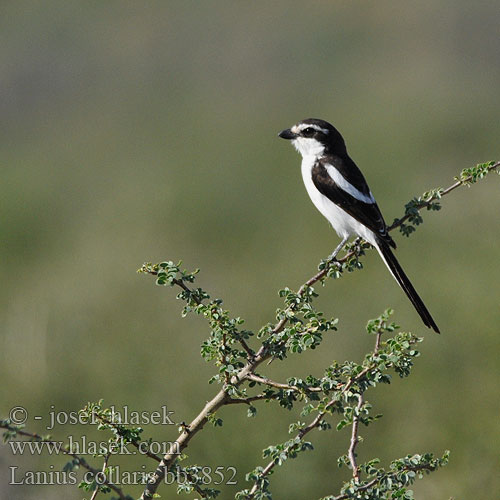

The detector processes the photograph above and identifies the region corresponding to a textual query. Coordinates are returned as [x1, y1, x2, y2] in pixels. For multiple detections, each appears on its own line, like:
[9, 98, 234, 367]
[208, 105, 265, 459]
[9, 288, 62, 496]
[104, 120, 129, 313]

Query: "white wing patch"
[300, 156, 378, 245]
[324, 164, 375, 204]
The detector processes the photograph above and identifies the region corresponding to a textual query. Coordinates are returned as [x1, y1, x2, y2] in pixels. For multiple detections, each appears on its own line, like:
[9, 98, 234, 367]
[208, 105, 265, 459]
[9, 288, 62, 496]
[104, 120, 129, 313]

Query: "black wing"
[311, 159, 395, 247]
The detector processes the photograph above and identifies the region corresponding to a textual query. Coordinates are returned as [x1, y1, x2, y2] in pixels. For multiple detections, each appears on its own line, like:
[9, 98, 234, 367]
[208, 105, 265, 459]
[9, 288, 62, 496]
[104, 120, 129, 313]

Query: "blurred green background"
[1, 2, 499, 499]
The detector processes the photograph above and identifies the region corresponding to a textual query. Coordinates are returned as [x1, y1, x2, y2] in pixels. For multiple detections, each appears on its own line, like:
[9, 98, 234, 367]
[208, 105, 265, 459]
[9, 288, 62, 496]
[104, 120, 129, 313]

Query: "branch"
[226, 394, 278, 405]
[347, 394, 363, 484]
[245, 366, 372, 498]
[0, 422, 127, 500]
[246, 373, 322, 393]
[145, 274, 255, 359]
[89, 452, 111, 500]
[139, 354, 270, 499]
[140, 162, 496, 499]
[172, 464, 213, 499]
[92, 413, 163, 463]
[388, 160, 499, 231]
[330, 462, 445, 500]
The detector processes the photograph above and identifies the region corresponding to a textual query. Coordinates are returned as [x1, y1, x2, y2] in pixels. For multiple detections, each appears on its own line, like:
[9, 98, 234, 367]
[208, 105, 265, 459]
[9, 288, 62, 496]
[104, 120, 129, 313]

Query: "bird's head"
[278, 118, 346, 157]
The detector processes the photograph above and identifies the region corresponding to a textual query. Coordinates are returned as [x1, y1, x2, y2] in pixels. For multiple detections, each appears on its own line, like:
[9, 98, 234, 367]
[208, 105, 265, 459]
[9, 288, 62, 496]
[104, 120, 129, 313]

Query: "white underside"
[298, 151, 400, 288]
[301, 155, 378, 247]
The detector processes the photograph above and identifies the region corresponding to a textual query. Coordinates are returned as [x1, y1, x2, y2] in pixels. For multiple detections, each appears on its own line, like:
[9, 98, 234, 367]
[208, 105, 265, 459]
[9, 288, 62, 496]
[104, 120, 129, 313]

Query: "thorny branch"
[245, 345, 378, 498]
[245, 371, 370, 498]
[388, 161, 499, 231]
[139, 163, 498, 499]
[0, 163, 490, 500]
[246, 373, 323, 393]
[89, 452, 111, 500]
[0, 423, 127, 500]
[329, 462, 444, 500]
[348, 394, 364, 484]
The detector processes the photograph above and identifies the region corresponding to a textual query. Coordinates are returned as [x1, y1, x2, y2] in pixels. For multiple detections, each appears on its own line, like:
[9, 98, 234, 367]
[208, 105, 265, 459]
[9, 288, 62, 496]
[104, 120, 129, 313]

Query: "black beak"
[278, 128, 297, 140]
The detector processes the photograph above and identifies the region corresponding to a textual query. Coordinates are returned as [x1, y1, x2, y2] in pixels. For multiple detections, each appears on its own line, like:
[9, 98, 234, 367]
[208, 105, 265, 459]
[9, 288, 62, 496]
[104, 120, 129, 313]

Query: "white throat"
[291, 137, 325, 158]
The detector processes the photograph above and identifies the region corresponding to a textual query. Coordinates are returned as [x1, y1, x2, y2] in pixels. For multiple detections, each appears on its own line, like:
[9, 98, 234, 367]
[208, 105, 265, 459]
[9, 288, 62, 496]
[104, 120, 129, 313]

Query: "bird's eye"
[302, 127, 315, 137]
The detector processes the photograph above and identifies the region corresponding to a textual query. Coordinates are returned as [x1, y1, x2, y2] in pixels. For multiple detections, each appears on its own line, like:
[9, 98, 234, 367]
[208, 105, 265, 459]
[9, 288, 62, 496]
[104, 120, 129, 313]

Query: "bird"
[278, 118, 440, 333]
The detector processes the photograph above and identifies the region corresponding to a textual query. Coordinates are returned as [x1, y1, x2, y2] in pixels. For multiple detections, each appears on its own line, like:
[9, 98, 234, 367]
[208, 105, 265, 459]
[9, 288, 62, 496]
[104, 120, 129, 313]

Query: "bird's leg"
[328, 235, 350, 262]
[353, 237, 362, 253]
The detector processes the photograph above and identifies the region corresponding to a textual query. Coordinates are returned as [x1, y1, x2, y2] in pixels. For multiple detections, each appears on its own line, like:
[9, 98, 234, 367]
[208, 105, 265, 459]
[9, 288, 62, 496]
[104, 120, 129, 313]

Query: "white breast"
[300, 156, 377, 245]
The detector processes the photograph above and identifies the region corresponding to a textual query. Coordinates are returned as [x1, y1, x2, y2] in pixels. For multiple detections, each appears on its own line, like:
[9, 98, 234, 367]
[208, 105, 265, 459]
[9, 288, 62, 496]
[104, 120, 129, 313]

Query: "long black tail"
[376, 242, 440, 333]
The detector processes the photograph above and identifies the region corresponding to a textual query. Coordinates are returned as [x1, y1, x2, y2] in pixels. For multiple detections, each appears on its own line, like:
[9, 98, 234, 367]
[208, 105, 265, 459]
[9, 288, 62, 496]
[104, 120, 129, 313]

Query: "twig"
[173, 464, 211, 499]
[330, 462, 443, 500]
[226, 394, 278, 405]
[348, 394, 364, 484]
[139, 355, 270, 500]
[348, 326, 384, 485]
[140, 164, 497, 500]
[388, 161, 499, 231]
[92, 413, 163, 463]
[90, 452, 111, 500]
[245, 367, 372, 498]
[246, 373, 324, 393]
[0, 423, 127, 500]
[375, 331, 382, 353]
[172, 278, 255, 359]
[331, 476, 379, 500]
[143, 274, 254, 359]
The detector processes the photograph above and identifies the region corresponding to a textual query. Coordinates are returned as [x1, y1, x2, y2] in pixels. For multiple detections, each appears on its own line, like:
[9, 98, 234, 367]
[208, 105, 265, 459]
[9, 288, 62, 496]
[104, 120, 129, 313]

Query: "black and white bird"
[278, 118, 439, 333]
